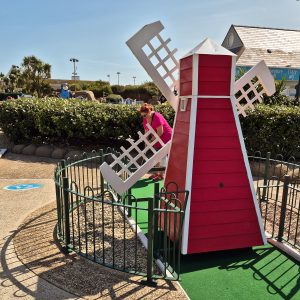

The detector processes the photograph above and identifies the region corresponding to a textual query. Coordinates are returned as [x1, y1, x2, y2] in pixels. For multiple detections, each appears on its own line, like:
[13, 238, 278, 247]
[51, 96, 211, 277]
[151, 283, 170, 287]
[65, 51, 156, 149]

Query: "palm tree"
[21, 56, 52, 97]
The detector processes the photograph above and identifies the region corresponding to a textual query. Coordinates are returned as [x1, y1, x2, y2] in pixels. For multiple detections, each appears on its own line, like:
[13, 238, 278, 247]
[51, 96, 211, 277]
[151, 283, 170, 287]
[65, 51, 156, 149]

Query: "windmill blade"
[234, 60, 276, 117]
[100, 124, 171, 194]
[126, 21, 179, 111]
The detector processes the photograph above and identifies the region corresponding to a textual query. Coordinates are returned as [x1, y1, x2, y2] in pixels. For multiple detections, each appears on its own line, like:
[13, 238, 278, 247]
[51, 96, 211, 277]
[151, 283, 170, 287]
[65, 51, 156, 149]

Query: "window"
[180, 98, 188, 111]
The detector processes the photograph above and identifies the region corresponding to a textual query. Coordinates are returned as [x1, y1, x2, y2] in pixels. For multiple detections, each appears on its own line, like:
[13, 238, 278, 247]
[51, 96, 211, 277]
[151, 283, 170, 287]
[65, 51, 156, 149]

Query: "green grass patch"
[131, 179, 300, 299]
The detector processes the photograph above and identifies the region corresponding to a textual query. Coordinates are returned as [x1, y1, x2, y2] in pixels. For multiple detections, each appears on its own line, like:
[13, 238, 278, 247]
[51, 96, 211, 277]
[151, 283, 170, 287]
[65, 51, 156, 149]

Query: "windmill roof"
[182, 38, 236, 58]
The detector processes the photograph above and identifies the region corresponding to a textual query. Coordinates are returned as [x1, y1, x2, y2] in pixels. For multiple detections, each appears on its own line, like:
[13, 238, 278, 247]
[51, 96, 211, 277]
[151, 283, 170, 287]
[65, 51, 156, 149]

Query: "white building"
[222, 25, 300, 97]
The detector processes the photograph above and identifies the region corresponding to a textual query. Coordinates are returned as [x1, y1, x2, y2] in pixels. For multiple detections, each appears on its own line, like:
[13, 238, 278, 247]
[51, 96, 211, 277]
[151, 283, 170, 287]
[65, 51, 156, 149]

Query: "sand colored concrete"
[14, 202, 187, 299]
[0, 153, 79, 299]
[0, 152, 187, 299]
[0, 153, 58, 179]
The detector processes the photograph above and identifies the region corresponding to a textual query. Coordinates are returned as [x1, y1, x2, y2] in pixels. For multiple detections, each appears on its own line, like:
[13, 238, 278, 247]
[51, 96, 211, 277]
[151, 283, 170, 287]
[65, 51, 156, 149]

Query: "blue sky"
[0, 0, 299, 85]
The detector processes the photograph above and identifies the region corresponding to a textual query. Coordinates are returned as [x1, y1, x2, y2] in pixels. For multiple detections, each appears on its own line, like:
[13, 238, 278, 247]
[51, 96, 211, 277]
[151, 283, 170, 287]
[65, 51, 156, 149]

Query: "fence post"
[262, 152, 271, 202]
[142, 197, 157, 286]
[277, 175, 290, 242]
[128, 188, 132, 217]
[61, 160, 66, 178]
[63, 177, 71, 254]
[99, 150, 104, 194]
[55, 180, 62, 236]
[153, 182, 160, 257]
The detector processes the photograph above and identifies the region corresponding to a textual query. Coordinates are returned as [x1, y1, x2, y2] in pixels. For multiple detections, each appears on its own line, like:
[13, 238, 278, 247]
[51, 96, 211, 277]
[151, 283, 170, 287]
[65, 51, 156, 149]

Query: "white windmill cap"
[181, 37, 236, 58]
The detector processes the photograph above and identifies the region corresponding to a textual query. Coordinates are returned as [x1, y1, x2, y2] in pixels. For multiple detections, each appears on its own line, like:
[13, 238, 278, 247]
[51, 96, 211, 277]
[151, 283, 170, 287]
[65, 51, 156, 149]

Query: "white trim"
[268, 238, 300, 264]
[181, 54, 198, 254]
[229, 56, 267, 245]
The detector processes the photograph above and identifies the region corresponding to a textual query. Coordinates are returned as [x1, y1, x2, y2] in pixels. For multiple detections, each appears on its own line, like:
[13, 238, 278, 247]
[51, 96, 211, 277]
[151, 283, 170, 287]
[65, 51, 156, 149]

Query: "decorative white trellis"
[100, 123, 170, 194]
[234, 60, 276, 117]
[126, 21, 179, 111]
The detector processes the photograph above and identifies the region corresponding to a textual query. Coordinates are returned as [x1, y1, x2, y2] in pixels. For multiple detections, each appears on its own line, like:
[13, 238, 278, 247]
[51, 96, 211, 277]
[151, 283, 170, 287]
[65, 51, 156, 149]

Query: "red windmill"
[164, 38, 266, 254]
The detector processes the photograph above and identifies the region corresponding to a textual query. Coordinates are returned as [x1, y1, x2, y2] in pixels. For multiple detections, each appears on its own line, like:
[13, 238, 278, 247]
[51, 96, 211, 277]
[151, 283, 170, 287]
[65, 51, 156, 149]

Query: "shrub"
[262, 79, 299, 106]
[106, 94, 123, 104]
[240, 104, 300, 158]
[112, 82, 160, 101]
[0, 98, 175, 145]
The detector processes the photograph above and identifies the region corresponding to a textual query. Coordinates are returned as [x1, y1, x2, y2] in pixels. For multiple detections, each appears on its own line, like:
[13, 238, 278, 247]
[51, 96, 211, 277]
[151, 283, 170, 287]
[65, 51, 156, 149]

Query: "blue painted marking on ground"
[3, 183, 43, 191]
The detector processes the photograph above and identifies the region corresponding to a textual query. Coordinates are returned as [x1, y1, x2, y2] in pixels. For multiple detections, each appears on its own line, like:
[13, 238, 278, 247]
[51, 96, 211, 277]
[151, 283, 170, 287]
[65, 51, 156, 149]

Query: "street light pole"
[70, 58, 79, 79]
[107, 74, 110, 84]
[70, 58, 79, 92]
[117, 72, 120, 85]
[133, 76, 136, 85]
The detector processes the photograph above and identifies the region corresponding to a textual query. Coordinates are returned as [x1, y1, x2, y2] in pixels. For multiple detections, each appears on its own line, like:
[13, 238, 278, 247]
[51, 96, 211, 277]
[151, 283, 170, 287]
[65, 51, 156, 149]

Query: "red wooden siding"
[164, 100, 191, 192]
[165, 54, 193, 191]
[163, 100, 191, 242]
[187, 97, 263, 253]
[180, 56, 193, 96]
[198, 55, 232, 96]
[188, 233, 263, 253]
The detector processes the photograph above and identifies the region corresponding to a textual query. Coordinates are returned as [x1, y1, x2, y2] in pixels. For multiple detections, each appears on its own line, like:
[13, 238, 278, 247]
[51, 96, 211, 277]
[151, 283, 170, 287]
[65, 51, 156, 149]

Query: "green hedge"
[0, 98, 174, 145]
[240, 104, 300, 157]
[1, 98, 299, 157]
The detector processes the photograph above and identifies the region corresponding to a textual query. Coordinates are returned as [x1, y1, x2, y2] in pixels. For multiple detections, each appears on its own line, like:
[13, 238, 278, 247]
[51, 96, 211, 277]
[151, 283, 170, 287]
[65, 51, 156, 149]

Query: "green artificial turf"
[130, 178, 163, 233]
[180, 244, 300, 300]
[131, 179, 300, 300]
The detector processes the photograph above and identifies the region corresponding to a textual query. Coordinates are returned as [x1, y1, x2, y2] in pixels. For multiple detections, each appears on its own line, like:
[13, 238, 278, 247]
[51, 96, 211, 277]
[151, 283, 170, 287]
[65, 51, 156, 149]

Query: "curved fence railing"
[54, 149, 189, 282]
[249, 152, 300, 250]
[55, 150, 300, 283]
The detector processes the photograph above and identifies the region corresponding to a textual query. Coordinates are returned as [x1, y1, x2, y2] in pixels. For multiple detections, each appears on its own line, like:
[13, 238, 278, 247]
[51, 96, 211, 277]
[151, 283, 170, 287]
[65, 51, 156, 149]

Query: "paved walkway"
[0, 153, 187, 299]
[0, 154, 78, 299]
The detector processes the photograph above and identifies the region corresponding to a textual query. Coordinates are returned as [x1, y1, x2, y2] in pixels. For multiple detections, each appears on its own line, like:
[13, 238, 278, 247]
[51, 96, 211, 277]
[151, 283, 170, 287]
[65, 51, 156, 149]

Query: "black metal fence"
[249, 152, 300, 250]
[55, 150, 300, 283]
[54, 150, 189, 282]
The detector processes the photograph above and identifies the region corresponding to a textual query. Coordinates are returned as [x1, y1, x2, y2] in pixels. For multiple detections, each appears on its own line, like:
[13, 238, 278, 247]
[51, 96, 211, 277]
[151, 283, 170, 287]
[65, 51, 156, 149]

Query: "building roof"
[222, 25, 300, 69]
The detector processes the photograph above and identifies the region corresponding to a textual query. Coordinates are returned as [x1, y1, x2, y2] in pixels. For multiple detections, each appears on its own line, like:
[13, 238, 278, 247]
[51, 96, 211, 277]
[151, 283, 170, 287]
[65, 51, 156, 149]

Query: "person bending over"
[139, 103, 172, 181]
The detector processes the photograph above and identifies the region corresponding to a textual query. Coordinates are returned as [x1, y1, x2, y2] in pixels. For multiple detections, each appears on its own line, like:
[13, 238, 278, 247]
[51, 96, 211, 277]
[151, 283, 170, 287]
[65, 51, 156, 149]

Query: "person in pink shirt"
[139, 103, 173, 181]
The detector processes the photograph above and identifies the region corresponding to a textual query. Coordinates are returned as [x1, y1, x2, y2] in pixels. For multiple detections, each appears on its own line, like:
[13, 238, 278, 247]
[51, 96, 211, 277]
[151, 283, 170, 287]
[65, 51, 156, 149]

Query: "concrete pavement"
[0, 153, 79, 299]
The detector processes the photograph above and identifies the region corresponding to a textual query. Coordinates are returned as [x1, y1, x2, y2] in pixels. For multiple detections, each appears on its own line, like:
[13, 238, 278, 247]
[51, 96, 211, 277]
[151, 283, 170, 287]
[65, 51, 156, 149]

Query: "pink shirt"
[143, 112, 172, 149]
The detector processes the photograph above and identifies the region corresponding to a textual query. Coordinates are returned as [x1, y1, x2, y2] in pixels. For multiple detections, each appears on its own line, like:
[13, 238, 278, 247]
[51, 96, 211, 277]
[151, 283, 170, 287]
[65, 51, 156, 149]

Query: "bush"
[0, 98, 175, 145]
[106, 94, 122, 104]
[112, 82, 160, 101]
[240, 104, 300, 158]
[262, 79, 300, 106]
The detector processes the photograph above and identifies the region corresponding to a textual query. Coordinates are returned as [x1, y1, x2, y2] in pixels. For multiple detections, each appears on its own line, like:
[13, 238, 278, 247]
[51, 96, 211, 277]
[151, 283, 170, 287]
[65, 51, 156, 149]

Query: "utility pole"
[295, 75, 300, 102]
[107, 74, 110, 84]
[133, 76, 136, 85]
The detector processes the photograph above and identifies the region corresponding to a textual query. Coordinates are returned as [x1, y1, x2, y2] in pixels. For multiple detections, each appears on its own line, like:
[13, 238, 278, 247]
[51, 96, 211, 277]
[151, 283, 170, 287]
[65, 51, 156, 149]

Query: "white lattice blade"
[254, 60, 276, 96]
[100, 142, 171, 194]
[234, 60, 276, 116]
[235, 60, 275, 96]
[126, 21, 179, 111]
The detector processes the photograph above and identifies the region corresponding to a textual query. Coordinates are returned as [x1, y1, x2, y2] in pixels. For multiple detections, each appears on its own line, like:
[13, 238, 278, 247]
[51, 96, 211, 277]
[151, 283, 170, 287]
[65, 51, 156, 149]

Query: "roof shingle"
[233, 26, 300, 68]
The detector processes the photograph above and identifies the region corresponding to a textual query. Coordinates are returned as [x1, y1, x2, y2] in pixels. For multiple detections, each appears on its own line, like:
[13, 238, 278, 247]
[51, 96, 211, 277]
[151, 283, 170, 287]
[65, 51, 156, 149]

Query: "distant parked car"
[0, 93, 33, 101]
[20, 93, 33, 98]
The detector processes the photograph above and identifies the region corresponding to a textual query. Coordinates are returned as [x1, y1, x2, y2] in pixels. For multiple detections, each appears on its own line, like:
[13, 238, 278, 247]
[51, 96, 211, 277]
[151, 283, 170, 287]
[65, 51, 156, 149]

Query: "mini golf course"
[131, 179, 300, 300]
